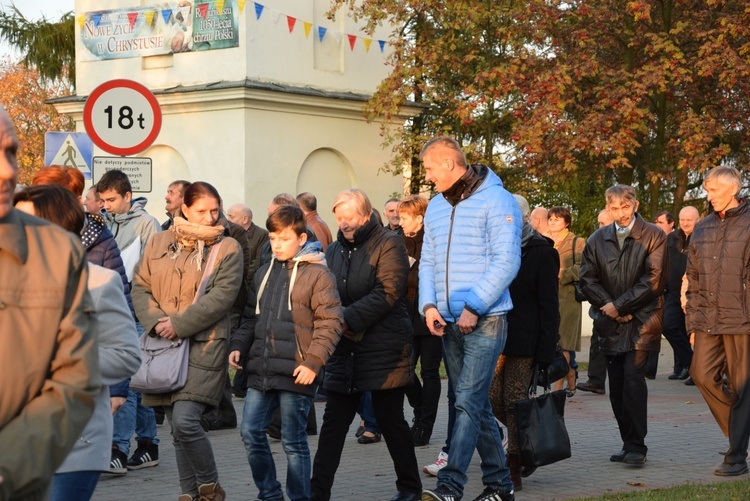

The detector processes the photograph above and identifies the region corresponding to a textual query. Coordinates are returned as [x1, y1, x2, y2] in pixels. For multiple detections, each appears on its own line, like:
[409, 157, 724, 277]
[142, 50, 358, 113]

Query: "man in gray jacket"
[97, 169, 162, 473]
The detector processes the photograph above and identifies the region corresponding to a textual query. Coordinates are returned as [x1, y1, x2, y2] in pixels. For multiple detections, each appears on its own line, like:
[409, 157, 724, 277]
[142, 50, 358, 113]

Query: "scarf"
[168, 216, 224, 270]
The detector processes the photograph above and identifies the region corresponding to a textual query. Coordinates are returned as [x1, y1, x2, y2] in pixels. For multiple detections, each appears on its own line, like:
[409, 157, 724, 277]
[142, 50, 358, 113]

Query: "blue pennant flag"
[318, 26, 327, 42]
[378, 40, 386, 52]
[161, 9, 172, 24]
[254, 2, 264, 19]
[92, 13, 103, 27]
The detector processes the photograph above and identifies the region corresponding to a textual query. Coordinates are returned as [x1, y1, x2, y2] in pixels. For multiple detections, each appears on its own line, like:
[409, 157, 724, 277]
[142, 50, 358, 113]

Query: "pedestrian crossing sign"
[45, 132, 94, 179]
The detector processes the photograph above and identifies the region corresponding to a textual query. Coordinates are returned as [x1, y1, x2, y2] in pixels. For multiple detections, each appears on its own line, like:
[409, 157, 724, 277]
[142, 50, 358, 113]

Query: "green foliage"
[571, 480, 750, 500]
[0, 4, 75, 89]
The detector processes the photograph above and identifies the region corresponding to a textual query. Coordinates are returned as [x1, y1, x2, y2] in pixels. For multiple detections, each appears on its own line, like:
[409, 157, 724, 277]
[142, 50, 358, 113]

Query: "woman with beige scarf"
[132, 182, 243, 501]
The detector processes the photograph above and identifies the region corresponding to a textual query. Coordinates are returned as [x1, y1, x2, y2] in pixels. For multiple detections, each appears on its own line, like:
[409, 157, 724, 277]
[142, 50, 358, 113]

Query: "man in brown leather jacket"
[579, 184, 667, 467]
[686, 166, 750, 477]
[0, 107, 101, 500]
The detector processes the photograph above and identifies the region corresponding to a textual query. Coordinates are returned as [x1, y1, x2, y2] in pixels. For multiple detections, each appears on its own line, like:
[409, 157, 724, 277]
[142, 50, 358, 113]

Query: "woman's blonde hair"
[332, 189, 373, 219]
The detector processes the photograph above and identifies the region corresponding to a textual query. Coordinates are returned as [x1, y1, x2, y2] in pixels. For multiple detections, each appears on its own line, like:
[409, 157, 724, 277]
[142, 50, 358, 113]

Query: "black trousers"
[606, 350, 649, 455]
[662, 300, 693, 371]
[404, 335, 443, 432]
[587, 333, 608, 387]
[311, 388, 421, 500]
[691, 332, 750, 464]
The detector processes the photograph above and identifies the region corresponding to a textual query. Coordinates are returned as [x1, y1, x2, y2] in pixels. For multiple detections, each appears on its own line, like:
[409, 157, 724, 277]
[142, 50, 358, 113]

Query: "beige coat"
[0, 210, 100, 501]
[555, 231, 585, 351]
[132, 231, 243, 408]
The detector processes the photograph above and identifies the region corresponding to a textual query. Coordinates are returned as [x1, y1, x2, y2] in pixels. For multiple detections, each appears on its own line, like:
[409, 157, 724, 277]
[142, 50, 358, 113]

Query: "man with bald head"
[660, 206, 700, 382]
[530, 207, 549, 235]
[598, 209, 615, 228]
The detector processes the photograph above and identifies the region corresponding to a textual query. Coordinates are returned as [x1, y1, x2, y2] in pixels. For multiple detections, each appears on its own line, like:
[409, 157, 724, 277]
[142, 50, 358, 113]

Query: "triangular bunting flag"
[215, 0, 226, 14]
[333, 32, 343, 45]
[161, 9, 172, 24]
[196, 4, 208, 18]
[287, 16, 296, 33]
[303, 21, 312, 38]
[238, 0, 247, 14]
[91, 13, 102, 27]
[363, 38, 372, 52]
[76, 14, 86, 29]
[317, 26, 327, 42]
[378, 40, 386, 52]
[347, 34, 357, 51]
[144, 11, 155, 27]
[127, 12, 138, 29]
[254, 2, 264, 19]
[270, 10, 280, 24]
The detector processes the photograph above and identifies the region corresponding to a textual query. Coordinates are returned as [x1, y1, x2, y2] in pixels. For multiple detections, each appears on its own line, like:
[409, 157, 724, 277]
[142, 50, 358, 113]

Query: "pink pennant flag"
[127, 12, 138, 29]
[347, 34, 356, 51]
[197, 3, 209, 18]
[287, 16, 296, 33]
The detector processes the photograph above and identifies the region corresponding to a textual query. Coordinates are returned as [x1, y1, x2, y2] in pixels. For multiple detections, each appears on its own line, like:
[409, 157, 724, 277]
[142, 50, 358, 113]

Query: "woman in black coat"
[310, 189, 422, 501]
[489, 198, 560, 491]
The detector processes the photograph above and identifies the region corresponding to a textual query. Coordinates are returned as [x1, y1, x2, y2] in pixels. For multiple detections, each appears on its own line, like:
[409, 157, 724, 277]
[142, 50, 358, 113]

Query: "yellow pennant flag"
[215, 0, 226, 13]
[303, 21, 312, 39]
[144, 11, 155, 26]
[363, 38, 372, 52]
[76, 14, 86, 29]
[237, 0, 247, 14]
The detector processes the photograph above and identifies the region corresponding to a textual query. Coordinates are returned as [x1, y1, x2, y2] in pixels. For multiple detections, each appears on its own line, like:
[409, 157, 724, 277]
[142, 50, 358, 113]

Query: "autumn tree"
[334, 0, 750, 236]
[0, 59, 75, 185]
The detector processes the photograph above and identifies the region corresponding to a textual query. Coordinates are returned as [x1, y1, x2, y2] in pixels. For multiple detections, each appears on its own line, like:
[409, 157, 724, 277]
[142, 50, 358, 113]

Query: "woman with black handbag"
[547, 206, 586, 396]
[489, 195, 560, 491]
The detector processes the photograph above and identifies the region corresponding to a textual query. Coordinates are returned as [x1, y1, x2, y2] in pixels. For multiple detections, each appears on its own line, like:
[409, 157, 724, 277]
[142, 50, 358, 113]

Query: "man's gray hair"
[419, 136, 467, 167]
[703, 166, 742, 197]
[605, 184, 637, 205]
[332, 188, 373, 219]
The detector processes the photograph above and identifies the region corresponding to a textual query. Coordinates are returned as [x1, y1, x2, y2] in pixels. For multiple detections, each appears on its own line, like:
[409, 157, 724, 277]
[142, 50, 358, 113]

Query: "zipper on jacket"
[445, 205, 457, 319]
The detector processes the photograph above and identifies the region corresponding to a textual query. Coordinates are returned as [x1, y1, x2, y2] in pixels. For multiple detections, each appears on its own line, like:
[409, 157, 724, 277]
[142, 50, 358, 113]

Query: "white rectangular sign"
[92, 156, 152, 192]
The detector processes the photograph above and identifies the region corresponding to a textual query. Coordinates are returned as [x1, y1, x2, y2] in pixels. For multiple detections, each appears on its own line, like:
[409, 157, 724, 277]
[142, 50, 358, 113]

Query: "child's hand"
[293, 365, 316, 385]
[229, 350, 243, 370]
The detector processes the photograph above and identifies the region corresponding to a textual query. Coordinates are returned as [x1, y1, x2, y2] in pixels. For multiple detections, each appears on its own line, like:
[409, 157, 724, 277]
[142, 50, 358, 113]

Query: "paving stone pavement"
[91, 338, 747, 500]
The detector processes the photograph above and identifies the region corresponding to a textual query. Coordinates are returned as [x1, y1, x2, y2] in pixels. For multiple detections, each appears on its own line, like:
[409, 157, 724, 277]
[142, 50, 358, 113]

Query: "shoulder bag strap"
[571, 236, 579, 266]
[192, 239, 224, 304]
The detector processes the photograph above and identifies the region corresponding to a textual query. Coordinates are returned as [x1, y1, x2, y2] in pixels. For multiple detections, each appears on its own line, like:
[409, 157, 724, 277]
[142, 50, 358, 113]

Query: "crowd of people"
[1, 103, 750, 501]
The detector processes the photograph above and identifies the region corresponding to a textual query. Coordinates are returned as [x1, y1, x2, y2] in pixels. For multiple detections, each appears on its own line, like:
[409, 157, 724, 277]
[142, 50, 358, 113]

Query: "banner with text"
[80, 1, 239, 61]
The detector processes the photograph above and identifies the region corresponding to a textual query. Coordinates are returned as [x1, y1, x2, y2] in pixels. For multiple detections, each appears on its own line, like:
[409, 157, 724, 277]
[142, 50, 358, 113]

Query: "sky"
[0, 0, 75, 57]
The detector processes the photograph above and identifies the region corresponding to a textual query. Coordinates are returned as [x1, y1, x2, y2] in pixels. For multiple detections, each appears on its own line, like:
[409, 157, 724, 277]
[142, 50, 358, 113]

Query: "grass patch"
[570, 480, 750, 500]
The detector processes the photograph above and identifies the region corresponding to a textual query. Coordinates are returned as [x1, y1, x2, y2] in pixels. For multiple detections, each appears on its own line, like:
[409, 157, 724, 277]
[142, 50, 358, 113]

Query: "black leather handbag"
[515, 365, 572, 468]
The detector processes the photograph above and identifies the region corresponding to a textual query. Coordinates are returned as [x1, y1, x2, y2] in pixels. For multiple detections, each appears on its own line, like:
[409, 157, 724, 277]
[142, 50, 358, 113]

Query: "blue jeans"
[241, 388, 313, 501]
[357, 391, 380, 433]
[50, 471, 100, 501]
[112, 322, 158, 455]
[437, 315, 513, 496]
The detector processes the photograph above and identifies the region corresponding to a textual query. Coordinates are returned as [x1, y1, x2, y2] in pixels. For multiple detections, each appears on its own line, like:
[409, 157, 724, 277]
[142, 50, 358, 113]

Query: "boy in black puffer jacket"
[230, 205, 343, 501]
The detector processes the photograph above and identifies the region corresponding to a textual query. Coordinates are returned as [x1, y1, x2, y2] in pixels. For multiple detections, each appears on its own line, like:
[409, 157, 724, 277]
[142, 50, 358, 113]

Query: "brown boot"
[197, 482, 225, 501]
[178, 495, 194, 501]
[507, 453, 523, 491]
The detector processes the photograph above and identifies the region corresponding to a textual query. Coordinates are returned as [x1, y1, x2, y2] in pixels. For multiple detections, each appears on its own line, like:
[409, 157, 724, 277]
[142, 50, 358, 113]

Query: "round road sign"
[83, 79, 162, 156]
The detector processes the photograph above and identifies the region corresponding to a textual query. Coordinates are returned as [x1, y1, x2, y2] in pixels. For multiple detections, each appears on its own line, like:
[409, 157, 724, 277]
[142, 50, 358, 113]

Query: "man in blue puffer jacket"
[419, 136, 521, 501]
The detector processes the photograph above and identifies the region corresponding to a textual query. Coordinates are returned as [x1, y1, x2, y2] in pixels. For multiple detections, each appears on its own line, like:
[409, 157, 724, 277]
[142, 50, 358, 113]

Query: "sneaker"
[421, 485, 460, 501]
[471, 486, 515, 501]
[127, 440, 159, 470]
[108, 445, 128, 475]
[412, 425, 431, 447]
[423, 451, 449, 476]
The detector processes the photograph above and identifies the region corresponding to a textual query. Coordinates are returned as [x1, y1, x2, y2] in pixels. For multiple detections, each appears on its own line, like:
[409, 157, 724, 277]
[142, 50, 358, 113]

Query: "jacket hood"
[81, 212, 106, 249]
[109, 196, 150, 224]
[293, 240, 326, 265]
[256, 240, 327, 315]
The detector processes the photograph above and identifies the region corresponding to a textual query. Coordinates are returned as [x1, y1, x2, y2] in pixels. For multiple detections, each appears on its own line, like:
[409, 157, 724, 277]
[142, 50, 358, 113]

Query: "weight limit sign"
[83, 79, 162, 156]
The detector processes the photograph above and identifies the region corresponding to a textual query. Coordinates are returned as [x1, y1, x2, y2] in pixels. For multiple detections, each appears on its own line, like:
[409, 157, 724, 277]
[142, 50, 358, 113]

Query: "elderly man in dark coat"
[579, 184, 667, 466]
